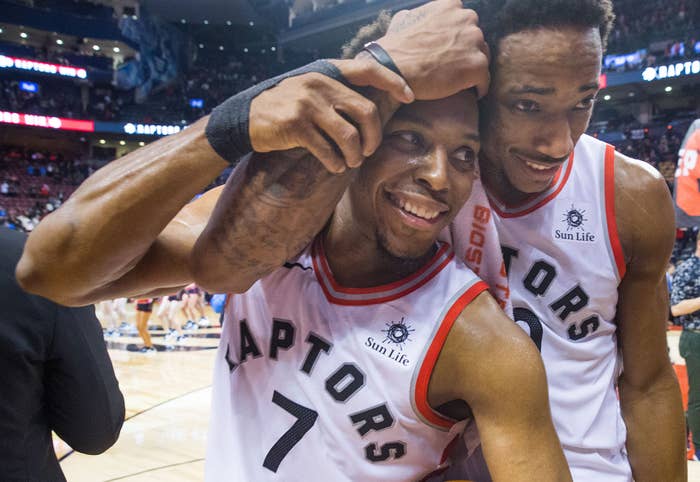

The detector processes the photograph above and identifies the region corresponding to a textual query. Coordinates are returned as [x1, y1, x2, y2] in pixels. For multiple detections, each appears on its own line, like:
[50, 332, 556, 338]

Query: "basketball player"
[135, 298, 156, 354]
[155, 296, 171, 332]
[191, 3, 688, 480]
[96, 299, 119, 338]
[182, 283, 208, 329]
[17, 0, 683, 478]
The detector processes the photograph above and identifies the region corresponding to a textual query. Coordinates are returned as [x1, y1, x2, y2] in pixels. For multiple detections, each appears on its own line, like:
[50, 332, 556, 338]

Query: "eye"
[452, 147, 477, 172]
[574, 95, 597, 110]
[513, 100, 540, 113]
[388, 131, 424, 152]
[395, 131, 421, 145]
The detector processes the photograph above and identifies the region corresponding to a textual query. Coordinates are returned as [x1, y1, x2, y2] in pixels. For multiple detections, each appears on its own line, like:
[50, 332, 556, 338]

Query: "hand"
[249, 73, 384, 173]
[377, 0, 490, 99]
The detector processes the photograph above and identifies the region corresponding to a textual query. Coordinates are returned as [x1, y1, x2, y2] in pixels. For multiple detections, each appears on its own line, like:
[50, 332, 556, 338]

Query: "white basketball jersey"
[206, 238, 488, 482]
[475, 134, 630, 481]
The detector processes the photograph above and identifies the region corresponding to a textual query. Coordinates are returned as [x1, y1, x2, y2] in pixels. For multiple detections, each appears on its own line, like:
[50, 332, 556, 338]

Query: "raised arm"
[614, 153, 687, 482]
[431, 292, 572, 482]
[18, 0, 490, 305]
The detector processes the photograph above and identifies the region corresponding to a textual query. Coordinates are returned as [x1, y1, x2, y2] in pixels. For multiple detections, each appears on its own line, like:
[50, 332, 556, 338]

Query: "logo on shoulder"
[382, 317, 414, 350]
[555, 203, 595, 242]
[364, 317, 414, 366]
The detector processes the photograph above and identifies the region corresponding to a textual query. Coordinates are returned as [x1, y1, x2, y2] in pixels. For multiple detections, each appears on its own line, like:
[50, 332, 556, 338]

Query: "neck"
[322, 216, 437, 289]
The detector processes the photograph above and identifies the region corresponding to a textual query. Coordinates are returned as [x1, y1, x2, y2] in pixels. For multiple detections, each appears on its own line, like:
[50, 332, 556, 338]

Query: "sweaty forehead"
[495, 26, 602, 85]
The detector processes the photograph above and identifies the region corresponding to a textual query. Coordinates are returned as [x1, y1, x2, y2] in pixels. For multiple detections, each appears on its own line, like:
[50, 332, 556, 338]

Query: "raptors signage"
[0, 54, 88, 79]
[0, 111, 94, 132]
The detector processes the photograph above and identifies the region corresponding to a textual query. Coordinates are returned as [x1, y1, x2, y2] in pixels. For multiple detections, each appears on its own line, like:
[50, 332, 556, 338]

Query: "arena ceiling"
[140, 0, 261, 25]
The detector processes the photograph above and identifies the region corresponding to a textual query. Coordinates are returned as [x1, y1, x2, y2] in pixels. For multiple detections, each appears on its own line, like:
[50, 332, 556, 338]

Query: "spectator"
[0, 227, 125, 480]
[670, 234, 700, 462]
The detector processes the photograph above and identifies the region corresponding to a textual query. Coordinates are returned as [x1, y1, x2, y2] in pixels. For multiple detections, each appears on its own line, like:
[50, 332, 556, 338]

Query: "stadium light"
[199, 44, 204, 49]
[56, 39, 63, 45]
[219, 46, 224, 51]
[243, 48, 248, 53]
[226, 20, 232, 26]
[113, 46, 120, 53]
[20, 32, 28, 39]
[249, 21, 254, 27]
[204, 20, 209, 25]
[181, 19, 186, 24]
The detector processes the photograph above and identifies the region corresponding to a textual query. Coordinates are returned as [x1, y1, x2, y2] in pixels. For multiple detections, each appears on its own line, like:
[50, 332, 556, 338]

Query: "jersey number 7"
[263, 390, 319, 472]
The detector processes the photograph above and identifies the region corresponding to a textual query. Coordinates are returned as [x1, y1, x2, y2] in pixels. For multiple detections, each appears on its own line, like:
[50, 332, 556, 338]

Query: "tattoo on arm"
[202, 149, 352, 283]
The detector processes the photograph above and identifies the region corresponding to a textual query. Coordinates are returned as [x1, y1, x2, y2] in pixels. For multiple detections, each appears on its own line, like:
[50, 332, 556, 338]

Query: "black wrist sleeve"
[205, 59, 347, 165]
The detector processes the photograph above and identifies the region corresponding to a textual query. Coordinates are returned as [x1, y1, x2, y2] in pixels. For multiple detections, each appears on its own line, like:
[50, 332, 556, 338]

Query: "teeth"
[526, 161, 552, 171]
[400, 199, 439, 220]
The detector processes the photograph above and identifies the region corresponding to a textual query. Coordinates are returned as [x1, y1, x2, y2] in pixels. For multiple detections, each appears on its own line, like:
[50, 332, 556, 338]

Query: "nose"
[533, 116, 575, 161]
[415, 147, 450, 194]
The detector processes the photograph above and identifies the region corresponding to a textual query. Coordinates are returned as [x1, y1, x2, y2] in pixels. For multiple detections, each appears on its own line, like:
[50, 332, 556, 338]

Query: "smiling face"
[346, 90, 480, 260]
[479, 26, 603, 203]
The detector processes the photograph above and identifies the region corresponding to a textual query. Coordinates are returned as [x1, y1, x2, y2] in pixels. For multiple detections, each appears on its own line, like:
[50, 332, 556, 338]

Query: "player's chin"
[383, 233, 439, 261]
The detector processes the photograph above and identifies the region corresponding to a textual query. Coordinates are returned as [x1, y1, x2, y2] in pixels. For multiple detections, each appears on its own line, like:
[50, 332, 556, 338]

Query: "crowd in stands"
[0, 146, 101, 232]
[141, 50, 316, 124]
[607, 0, 698, 53]
[0, 78, 128, 121]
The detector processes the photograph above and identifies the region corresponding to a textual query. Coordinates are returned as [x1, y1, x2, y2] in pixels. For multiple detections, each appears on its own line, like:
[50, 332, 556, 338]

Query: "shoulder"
[613, 151, 675, 267]
[430, 290, 545, 405]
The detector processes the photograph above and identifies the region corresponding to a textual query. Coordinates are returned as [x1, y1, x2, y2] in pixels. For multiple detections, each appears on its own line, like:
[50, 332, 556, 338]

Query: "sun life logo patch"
[381, 317, 415, 351]
[562, 204, 587, 231]
[554, 202, 596, 243]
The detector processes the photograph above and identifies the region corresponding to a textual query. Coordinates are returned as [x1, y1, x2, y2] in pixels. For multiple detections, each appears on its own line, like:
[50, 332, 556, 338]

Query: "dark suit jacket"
[0, 227, 125, 481]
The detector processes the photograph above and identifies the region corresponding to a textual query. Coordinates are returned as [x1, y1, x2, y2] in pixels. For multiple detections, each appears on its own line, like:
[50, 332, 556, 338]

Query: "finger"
[299, 124, 346, 174]
[315, 109, 364, 169]
[335, 58, 414, 104]
[472, 52, 490, 99]
[333, 95, 383, 157]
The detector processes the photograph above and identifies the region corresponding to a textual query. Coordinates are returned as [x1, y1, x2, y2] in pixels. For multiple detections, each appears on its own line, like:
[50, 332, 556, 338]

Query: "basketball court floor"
[54, 301, 700, 481]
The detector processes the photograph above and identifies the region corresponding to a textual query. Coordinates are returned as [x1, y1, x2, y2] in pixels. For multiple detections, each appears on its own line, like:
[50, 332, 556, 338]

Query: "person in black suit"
[0, 227, 124, 481]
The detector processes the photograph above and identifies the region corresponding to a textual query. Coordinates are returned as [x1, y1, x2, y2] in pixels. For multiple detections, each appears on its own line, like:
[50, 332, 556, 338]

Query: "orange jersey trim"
[413, 281, 489, 428]
[604, 144, 626, 279]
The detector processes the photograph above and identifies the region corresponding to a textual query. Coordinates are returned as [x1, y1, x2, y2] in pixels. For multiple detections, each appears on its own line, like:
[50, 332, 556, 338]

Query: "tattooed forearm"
[191, 149, 353, 292]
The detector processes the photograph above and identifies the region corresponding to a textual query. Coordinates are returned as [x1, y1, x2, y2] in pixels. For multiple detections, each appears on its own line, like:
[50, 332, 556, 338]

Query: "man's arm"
[17, 116, 228, 306]
[18, 0, 490, 304]
[615, 153, 687, 482]
[430, 292, 572, 482]
[16, 70, 394, 305]
[671, 297, 700, 317]
[46, 303, 125, 454]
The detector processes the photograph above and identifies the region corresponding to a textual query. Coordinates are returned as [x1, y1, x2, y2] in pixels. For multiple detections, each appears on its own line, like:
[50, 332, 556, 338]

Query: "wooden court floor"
[55, 301, 700, 481]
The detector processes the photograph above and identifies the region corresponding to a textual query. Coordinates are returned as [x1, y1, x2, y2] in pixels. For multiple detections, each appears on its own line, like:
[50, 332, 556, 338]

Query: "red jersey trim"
[312, 239, 455, 306]
[413, 281, 489, 429]
[490, 151, 575, 218]
[604, 144, 627, 279]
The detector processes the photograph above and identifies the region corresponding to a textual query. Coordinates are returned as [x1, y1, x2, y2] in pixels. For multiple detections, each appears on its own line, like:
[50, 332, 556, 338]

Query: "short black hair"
[341, 11, 391, 59]
[343, 0, 614, 62]
[464, 0, 615, 54]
